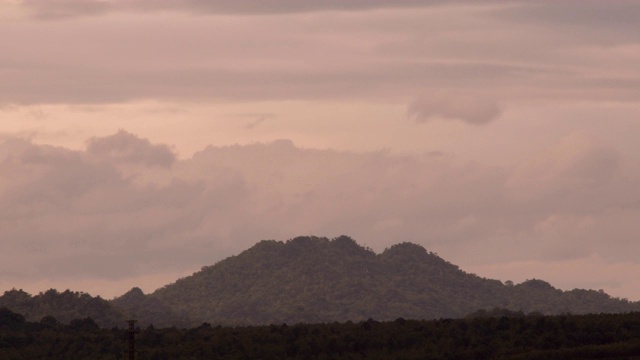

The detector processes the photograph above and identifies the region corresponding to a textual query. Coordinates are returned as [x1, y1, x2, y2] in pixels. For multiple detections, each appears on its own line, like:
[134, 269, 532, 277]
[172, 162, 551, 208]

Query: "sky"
[1, 0, 640, 301]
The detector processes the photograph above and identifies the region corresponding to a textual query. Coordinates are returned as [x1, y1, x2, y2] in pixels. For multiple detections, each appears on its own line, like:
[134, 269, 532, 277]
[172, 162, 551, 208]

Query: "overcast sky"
[1, 0, 640, 301]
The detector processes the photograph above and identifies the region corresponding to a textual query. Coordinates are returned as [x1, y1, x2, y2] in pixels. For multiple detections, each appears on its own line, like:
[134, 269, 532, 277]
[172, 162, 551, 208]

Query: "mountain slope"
[0, 289, 125, 327]
[111, 287, 193, 328]
[2, 236, 637, 327]
[149, 236, 640, 325]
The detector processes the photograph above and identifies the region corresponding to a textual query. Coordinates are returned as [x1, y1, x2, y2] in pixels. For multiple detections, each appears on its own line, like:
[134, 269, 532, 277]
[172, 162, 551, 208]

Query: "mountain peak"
[332, 235, 359, 247]
[384, 242, 428, 253]
[3, 235, 638, 327]
[380, 242, 431, 261]
[518, 279, 555, 290]
[123, 287, 145, 298]
[112, 287, 146, 307]
[287, 235, 328, 247]
[139, 236, 640, 325]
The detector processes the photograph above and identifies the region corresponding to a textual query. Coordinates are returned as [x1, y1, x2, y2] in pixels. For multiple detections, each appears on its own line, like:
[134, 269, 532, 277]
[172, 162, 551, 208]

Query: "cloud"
[505, 131, 619, 202]
[3, 2, 638, 106]
[494, 1, 640, 39]
[0, 55, 527, 105]
[0, 0, 638, 303]
[0, 139, 121, 211]
[0, 134, 244, 282]
[20, 0, 110, 19]
[129, 0, 451, 15]
[19, 0, 453, 19]
[86, 130, 176, 167]
[2, 131, 640, 300]
[241, 113, 274, 130]
[407, 91, 502, 125]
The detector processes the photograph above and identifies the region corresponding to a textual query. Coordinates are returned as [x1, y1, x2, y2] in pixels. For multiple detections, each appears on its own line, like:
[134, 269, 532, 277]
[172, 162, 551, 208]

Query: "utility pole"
[126, 320, 137, 360]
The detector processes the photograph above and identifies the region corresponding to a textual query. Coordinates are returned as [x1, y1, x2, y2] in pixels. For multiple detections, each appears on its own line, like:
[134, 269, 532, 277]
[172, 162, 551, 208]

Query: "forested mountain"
[0, 289, 125, 328]
[2, 236, 639, 327]
[147, 236, 640, 325]
[111, 287, 193, 328]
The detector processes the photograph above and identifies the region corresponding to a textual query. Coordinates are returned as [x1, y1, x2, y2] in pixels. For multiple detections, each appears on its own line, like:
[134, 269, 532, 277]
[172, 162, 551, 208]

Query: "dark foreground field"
[2, 308, 640, 359]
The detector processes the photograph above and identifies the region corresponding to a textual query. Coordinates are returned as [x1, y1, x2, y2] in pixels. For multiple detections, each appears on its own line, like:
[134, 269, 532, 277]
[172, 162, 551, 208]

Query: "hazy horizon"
[1, 0, 640, 301]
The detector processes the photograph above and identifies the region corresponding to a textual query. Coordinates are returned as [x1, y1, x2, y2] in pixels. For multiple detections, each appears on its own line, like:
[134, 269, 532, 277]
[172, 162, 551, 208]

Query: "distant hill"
[0, 289, 125, 328]
[145, 236, 640, 325]
[3, 236, 639, 327]
[111, 287, 193, 328]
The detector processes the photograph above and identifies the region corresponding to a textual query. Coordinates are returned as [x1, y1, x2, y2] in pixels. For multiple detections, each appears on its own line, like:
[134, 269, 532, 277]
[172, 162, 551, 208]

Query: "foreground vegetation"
[2, 307, 640, 359]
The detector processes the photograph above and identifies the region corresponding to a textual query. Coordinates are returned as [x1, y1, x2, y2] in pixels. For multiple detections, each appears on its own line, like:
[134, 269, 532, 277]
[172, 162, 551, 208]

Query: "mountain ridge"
[2, 235, 638, 327]
[142, 235, 639, 325]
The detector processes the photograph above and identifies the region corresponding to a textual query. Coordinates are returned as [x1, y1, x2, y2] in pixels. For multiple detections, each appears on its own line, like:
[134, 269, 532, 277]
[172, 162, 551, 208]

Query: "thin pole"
[126, 320, 137, 360]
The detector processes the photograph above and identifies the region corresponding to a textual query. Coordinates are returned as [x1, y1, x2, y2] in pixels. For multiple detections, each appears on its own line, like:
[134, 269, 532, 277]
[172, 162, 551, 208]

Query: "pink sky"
[1, 0, 640, 301]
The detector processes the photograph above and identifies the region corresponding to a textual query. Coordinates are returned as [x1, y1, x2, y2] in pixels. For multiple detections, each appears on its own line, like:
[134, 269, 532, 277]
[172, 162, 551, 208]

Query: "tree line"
[2, 307, 640, 359]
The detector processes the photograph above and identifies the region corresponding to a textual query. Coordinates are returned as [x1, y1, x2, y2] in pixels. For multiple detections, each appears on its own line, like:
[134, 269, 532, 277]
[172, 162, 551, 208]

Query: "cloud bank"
[86, 130, 176, 167]
[2, 0, 639, 302]
[19, 0, 451, 18]
[2, 1, 638, 106]
[2, 131, 640, 299]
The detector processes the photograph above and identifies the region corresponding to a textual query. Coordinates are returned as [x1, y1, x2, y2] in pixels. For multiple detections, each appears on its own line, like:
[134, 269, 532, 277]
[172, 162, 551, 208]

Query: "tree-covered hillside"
[0, 289, 125, 328]
[111, 287, 193, 328]
[2, 236, 638, 327]
[148, 236, 640, 325]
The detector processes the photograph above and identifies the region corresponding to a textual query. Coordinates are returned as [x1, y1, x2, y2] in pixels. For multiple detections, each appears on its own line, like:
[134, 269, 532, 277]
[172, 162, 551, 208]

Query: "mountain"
[3, 235, 639, 327]
[146, 236, 640, 325]
[111, 287, 192, 328]
[0, 288, 125, 328]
